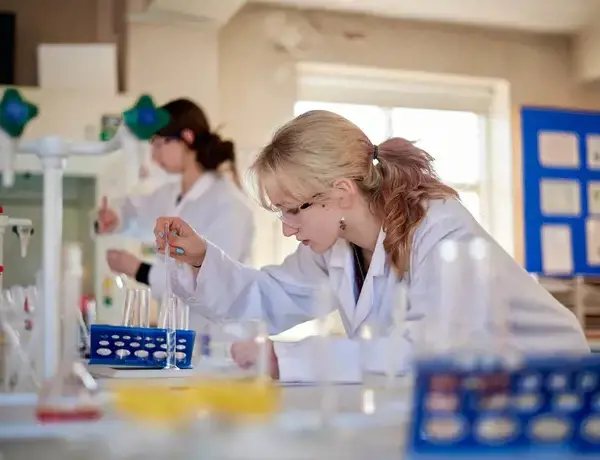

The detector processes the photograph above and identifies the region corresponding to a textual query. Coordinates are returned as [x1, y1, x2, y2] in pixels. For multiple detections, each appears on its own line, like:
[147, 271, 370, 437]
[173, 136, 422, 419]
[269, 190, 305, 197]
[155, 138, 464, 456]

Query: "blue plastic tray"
[89, 324, 196, 368]
[407, 354, 600, 459]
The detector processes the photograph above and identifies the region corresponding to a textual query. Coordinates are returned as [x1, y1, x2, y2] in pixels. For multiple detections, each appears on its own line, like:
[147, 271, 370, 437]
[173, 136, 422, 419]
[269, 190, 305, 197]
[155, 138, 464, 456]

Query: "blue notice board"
[522, 106, 600, 276]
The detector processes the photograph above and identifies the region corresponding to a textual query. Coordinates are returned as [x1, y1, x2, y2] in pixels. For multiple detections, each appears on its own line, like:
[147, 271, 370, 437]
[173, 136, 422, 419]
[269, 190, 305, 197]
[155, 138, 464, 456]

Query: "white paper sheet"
[586, 218, 600, 266]
[540, 179, 581, 216]
[541, 225, 573, 275]
[538, 131, 579, 168]
[588, 182, 600, 215]
[587, 134, 600, 169]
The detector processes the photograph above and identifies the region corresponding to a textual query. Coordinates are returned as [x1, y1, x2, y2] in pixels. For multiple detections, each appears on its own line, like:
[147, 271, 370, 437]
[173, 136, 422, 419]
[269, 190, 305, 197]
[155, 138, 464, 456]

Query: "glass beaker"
[197, 318, 270, 380]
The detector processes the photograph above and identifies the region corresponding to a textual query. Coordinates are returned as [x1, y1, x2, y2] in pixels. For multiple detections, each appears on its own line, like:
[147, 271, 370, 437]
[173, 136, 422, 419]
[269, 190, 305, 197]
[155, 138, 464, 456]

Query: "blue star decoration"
[122, 95, 170, 141]
[0, 88, 39, 138]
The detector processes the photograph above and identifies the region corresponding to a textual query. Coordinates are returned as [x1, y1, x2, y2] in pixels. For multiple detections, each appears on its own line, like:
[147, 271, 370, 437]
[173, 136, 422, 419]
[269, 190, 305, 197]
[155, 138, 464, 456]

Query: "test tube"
[164, 222, 171, 296]
[122, 288, 150, 328]
[176, 298, 189, 330]
[162, 223, 178, 370]
[163, 296, 178, 370]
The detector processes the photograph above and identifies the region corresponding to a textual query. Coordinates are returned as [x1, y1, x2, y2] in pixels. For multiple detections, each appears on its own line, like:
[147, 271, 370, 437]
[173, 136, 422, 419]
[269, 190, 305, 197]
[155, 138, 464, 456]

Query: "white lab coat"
[114, 173, 255, 305]
[170, 198, 589, 383]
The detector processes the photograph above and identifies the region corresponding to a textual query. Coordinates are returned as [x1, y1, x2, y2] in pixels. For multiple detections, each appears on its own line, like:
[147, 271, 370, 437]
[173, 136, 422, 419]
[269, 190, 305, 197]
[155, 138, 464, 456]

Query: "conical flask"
[36, 243, 102, 423]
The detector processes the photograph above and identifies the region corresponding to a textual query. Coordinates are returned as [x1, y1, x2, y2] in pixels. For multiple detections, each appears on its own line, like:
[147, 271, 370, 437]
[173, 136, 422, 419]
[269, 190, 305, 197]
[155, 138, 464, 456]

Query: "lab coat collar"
[328, 228, 387, 277]
[174, 173, 217, 213]
[327, 228, 388, 333]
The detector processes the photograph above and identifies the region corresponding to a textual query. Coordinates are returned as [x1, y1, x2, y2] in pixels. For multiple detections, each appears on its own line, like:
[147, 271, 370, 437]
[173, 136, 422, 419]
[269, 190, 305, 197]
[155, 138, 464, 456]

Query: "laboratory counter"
[0, 379, 412, 460]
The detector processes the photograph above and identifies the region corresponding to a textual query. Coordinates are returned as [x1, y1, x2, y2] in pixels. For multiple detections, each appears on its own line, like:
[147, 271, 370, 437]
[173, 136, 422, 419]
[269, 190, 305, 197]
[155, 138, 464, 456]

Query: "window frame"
[294, 63, 513, 256]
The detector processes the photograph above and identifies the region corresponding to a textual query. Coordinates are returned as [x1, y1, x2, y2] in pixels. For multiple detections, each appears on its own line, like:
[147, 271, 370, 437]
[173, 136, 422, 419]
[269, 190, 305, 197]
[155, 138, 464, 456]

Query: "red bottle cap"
[0, 207, 3, 214]
[0, 266, 4, 273]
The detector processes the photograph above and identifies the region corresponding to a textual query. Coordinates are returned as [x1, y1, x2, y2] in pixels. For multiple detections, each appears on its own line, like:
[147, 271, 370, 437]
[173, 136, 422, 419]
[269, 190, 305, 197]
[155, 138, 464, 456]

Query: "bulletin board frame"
[522, 106, 600, 276]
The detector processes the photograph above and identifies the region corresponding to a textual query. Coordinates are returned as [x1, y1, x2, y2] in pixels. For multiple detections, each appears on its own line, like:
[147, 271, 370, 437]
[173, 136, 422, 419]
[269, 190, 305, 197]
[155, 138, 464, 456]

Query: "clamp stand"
[0, 89, 170, 381]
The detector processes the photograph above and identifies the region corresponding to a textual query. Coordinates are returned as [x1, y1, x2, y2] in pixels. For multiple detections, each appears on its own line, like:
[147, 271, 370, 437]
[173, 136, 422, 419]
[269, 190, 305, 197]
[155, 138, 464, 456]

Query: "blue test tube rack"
[407, 354, 600, 459]
[89, 325, 195, 368]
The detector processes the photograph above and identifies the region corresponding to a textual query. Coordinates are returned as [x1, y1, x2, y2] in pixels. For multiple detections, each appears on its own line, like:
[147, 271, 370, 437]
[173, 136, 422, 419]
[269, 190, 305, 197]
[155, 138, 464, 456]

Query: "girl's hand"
[154, 217, 207, 267]
[97, 196, 119, 233]
[230, 339, 279, 380]
[106, 249, 141, 278]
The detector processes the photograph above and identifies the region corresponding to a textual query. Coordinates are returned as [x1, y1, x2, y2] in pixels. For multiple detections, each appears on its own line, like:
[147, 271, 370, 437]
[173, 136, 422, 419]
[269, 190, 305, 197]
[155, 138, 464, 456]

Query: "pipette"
[163, 222, 178, 370]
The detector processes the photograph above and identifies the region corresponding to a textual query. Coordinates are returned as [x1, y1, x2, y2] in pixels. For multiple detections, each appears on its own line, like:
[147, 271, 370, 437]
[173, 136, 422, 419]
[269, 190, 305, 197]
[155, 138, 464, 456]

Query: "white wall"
[126, 21, 221, 121]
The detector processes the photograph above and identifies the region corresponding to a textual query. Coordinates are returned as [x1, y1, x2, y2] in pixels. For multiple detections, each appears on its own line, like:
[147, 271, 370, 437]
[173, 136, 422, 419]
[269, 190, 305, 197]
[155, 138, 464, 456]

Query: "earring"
[339, 217, 347, 231]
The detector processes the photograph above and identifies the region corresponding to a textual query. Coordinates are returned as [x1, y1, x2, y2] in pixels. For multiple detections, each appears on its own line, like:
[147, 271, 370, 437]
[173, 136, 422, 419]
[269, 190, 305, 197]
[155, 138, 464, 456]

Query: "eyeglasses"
[276, 195, 321, 228]
[150, 135, 181, 147]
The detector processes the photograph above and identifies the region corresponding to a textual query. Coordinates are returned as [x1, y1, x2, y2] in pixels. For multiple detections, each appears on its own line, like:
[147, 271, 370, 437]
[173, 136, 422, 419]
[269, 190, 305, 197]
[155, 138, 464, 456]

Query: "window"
[294, 101, 487, 225]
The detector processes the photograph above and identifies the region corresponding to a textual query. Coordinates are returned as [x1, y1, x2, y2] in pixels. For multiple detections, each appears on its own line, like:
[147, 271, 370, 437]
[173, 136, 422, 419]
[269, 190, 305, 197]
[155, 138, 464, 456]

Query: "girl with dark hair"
[96, 98, 254, 305]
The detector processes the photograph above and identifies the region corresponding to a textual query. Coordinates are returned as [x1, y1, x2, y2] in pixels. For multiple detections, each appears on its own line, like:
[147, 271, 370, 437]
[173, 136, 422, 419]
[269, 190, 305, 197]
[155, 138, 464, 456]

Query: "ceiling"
[251, 0, 600, 33]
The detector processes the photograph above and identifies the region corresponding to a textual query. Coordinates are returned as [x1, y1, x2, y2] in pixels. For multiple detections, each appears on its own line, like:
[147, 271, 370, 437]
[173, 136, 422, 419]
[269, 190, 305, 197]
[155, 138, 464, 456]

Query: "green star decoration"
[0, 88, 39, 138]
[122, 95, 170, 141]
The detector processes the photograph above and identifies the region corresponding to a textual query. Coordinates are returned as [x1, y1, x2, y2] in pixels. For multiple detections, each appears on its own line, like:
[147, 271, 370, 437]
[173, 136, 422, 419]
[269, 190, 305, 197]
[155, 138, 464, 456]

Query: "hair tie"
[372, 145, 380, 166]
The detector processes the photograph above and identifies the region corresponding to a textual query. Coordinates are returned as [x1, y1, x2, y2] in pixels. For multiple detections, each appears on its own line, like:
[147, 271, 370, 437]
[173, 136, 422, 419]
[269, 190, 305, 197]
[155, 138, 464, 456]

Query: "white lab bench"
[0, 380, 412, 460]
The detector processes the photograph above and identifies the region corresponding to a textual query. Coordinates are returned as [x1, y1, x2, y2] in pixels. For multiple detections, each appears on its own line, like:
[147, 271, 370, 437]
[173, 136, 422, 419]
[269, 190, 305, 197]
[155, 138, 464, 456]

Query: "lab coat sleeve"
[408, 213, 589, 355]
[148, 204, 254, 301]
[193, 203, 254, 264]
[273, 334, 413, 384]
[171, 240, 331, 334]
[273, 338, 362, 384]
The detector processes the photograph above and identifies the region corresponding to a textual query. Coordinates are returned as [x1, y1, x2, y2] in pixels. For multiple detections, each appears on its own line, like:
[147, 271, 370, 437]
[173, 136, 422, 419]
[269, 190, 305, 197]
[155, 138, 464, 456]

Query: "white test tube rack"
[0, 121, 148, 382]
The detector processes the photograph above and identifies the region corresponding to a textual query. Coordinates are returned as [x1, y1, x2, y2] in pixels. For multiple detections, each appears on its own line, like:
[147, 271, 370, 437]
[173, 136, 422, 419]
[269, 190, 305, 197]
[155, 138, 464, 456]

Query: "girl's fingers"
[155, 241, 185, 257]
[167, 233, 184, 248]
[169, 247, 185, 257]
[154, 217, 172, 238]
